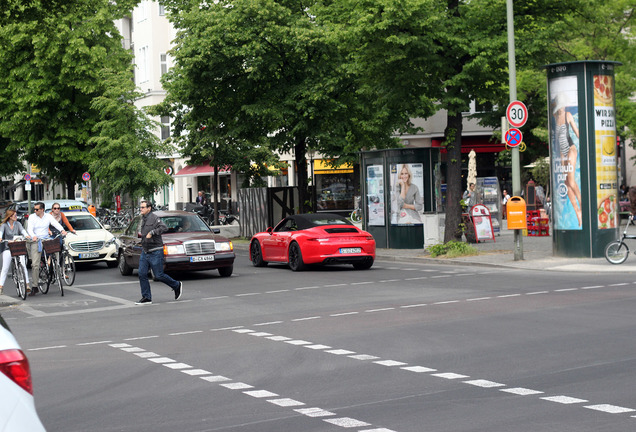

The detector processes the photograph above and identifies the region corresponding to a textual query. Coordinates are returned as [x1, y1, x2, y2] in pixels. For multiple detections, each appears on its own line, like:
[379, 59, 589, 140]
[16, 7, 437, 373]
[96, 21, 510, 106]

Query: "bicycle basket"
[43, 239, 62, 254]
[7, 241, 27, 257]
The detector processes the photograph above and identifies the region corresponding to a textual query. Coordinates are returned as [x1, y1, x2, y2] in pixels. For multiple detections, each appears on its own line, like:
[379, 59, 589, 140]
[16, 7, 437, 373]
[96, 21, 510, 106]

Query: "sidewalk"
[376, 224, 635, 273]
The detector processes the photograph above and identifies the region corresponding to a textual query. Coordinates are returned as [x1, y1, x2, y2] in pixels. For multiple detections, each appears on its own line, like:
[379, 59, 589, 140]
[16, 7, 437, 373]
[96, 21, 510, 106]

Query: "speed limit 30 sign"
[506, 100, 528, 128]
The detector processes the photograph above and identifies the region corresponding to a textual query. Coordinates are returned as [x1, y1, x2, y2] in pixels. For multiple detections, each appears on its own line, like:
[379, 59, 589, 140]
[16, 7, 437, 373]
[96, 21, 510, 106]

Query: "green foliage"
[0, 0, 142, 197]
[426, 240, 477, 258]
[530, 157, 550, 191]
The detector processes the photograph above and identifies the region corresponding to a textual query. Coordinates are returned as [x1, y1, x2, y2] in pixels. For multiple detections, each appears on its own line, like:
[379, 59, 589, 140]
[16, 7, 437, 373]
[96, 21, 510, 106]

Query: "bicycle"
[60, 237, 76, 286]
[37, 235, 65, 296]
[4, 237, 29, 300]
[604, 214, 636, 264]
[350, 196, 362, 223]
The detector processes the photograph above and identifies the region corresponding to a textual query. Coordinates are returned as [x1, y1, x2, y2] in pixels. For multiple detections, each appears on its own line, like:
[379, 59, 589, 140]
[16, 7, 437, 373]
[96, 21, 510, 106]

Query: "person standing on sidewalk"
[135, 201, 182, 305]
[27, 202, 66, 295]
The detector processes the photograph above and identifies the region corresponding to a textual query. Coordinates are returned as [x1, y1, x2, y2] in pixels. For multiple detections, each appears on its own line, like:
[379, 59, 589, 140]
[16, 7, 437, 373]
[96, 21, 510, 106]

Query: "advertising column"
[546, 61, 620, 257]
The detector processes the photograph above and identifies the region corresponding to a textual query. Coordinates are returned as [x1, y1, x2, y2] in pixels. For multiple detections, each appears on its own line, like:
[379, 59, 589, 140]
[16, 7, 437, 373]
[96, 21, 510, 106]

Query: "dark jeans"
[139, 249, 179, 300]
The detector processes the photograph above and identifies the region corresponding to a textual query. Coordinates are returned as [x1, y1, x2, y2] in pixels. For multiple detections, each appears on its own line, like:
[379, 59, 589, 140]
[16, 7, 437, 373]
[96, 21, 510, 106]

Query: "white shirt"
[26, 213, 64, 239]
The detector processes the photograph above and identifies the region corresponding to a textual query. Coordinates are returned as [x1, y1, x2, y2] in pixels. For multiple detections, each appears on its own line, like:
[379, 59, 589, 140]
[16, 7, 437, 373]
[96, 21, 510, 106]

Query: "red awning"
[432, 137, 504, 153]
[174, 164, 230, 177]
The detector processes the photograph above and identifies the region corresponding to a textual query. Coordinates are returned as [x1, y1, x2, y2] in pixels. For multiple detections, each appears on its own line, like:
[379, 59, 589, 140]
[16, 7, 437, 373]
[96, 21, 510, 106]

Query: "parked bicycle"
[59, 237, 76, 286]
[350, 196, 362, 223]
[4, 237, 29, 300]
[605, 214, 636, 264]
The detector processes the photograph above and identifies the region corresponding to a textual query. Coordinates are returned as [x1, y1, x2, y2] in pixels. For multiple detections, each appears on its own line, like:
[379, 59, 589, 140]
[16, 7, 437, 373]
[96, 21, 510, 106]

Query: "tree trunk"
[443, 111, 464, 242]
[66, 179, 75, 200]
[295, 138, 309, 213]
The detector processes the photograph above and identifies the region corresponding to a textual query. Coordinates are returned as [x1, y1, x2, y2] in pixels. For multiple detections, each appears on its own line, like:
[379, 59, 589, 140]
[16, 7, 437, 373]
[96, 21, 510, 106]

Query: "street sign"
[24, 174, 31, 181]
[82, 172, 91, 181]
[506, 100, 528, 128]
[164, 166, 173, 176]
[505, 128, 523, 147]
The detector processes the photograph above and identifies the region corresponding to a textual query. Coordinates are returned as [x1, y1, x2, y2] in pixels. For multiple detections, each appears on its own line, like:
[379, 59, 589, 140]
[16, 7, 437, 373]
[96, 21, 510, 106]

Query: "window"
[137, 46, 149, 84]
[161, 116, 170, 140]
[159, 3, 166, 15]
[160, 53, 168, 76]
[135, 1, 148, 22]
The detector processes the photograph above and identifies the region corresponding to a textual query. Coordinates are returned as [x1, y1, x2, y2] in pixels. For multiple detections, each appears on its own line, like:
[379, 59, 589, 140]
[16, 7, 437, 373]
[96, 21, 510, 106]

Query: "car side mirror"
[212, 228, 220, 234]
[137, 232, 142, 238]
[104, 224, 111, 231]
[267, 227, 273, 234]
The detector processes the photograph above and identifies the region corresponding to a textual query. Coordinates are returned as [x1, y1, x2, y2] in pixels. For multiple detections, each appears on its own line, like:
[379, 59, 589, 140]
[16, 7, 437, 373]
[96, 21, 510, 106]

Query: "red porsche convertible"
[249, 213, 375, 271]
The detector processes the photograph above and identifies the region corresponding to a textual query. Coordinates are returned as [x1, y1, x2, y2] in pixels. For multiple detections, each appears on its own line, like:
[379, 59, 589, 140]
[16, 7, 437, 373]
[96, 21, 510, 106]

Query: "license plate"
[79, 252, 99, 259]
[339, 247, 361, 254]
[190, 255, 215, 262]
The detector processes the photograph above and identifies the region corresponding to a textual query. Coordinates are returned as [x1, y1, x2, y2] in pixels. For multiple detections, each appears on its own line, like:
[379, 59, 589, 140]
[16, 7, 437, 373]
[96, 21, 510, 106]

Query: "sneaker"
[174, 282, 183, 300]
[135, 297, 152, 305]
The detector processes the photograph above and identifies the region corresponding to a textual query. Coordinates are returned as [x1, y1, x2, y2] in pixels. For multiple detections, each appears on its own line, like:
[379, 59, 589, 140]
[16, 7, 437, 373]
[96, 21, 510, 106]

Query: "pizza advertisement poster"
[593, 74, 618, 230]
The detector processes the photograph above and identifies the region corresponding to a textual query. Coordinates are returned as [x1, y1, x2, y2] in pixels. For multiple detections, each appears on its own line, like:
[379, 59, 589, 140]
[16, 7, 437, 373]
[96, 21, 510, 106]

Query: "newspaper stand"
[469, 204, 495, 243]
[527, 210, 550, 236]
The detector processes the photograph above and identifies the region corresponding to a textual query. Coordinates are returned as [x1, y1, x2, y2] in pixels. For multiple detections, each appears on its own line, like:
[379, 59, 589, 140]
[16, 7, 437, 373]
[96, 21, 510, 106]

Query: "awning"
[432, 137, 504, 153]
[313, 159, 354, 175]
[174, 163, 231, 177]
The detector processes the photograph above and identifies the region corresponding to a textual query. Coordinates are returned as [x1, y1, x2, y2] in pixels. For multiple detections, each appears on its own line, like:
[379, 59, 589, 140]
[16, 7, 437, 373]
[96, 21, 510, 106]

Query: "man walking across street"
[27, 202, 66, 295]
[135, 201, 182, 304]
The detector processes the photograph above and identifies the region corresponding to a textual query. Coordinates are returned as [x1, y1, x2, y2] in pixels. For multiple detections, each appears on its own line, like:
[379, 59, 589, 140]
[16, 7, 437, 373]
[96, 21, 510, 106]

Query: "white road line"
[433, 300, 459, 305]
[233, 329, 254, 333]
[76, 340, 112, 346]
[203, 296, 229, 300]
[169, 330, 203, 336]
[249, 332, 273, 337]
[201, 375, 231, 383]
[244, 390, 279, 398]
[374, 360, 407, 367]
[295, 407, 335, 417]
[581, 285, 603, 290]
[305, 344, 331, 350]
[431, 275, 452, 278]
[400, 304, 427, 308]
[163, 362, 191, 370]
[266, 336, 292, 341]
[266, 289, 290, 293]
[135, 352, 160, 358]
[124, 335, 159, 341]
[379, 279, 401, 283]
[324, 417, 370, 428]
[585, 404, 635, 414]
[527, 291, 549, 295]
[221, 382, 253, 390]
[326, 349, 356, 355]
[148, 357, 175, 364]
[285, 340, 312, 345]
[365, 308, 395, 313]
[324, 284, 347, 287]
[121, 347, 145, 353]
[352, 281, 374, 285]
[500, 387, 543, 396]
[236, 292, 260, 297]
[349, 354, 380, 361]
[254, 321, 283, 326]
[497, 294, 521, 298]
[360, 429, 397, 432]
[330, 312, 359, 316]
[467, 297, 492, 301]
[431, 373, 469, 380]
[463, 379, 505, 388]
[609, 283, 629, 287]
[292, 316, 321, 321]
[28, 345, 67, 351]
[267, 398, 305, 407]
[554, 288, 578, 292]
[405, 277, 427, 281]
[65, 285, 136, 305]
[212, 326, 243, 331]
[401, 366, 436, 373]
[295, 286, 320, 290]
[181, 369, 211, 376]
[541, 395, 588, 404]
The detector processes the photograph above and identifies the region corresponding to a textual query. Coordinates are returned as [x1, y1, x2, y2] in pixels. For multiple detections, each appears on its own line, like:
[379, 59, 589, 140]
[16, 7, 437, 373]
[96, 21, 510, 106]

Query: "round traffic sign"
[505, 128, 523, 147]
[164, 166, 173, 176]
[24, 174, 31, 181]
[506, 100, 528, 128]
[82, 172, 91, 181]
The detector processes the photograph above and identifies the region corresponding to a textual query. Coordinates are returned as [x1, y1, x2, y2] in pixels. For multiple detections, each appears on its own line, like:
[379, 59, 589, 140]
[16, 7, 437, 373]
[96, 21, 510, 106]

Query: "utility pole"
[507, 0, 523, 261]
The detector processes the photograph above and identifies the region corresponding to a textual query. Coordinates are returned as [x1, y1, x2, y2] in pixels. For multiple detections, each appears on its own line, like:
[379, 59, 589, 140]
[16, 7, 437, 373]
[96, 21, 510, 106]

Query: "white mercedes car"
[0, 315, 46, 431]
[64, 213, 119, 267]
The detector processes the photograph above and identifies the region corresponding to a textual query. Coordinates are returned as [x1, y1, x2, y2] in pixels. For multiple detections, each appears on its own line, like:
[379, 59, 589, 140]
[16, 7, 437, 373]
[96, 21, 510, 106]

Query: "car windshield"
[66, 215, 102, 231]
[162, 215, 211, 233]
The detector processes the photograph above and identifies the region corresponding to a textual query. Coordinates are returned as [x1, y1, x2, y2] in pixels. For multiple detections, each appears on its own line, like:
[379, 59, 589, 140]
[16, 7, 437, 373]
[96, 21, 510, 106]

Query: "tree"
[0, 0, 141, 198]
[88, 67, 174, 204]
[158, 0, 428, 212]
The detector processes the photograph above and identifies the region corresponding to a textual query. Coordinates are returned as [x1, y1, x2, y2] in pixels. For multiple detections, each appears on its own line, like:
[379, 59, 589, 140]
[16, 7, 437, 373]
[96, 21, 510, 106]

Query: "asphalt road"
[2, 251, 636, 432]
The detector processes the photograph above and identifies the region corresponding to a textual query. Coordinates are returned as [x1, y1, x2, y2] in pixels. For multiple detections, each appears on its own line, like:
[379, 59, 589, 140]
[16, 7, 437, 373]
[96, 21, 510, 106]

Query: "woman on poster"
[394, 164, 423, 224]
[552, 93, 582, 227]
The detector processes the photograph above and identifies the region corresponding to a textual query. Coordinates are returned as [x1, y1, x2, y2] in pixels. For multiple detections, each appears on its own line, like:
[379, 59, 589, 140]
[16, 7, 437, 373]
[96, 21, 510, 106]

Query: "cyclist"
[0, 209, 31, 296]
[49, 203, 76, 262]
[26, 202, 66, 296]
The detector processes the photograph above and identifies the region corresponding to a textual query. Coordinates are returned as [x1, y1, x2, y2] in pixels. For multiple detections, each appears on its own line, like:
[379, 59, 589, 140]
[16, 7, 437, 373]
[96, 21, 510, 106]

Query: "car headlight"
[105, 237, 117, 247]
[215, 241, 233, 252]
[164, 244, 185, 255]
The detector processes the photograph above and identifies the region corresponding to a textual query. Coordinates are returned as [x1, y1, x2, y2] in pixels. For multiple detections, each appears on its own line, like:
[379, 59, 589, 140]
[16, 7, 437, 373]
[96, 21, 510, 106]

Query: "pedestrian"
[26, 202, 66, 295]
[502, 189, 511, 219]
[0, 209, 31, 296]
[463, 183, 478, 209]
[195, 191, 207, 206]
[135, 201, 182, 305]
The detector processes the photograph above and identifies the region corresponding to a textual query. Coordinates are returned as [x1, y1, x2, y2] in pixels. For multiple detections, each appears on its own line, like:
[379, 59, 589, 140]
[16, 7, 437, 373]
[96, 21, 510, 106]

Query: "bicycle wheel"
[605, 240, 629, 264]
[61, 251, 76, 286]
[51, 256, 63, 296]
[13, 260, 27, 300]
[38, 257, 51, 294]
[10, 260, 18, 287]
[350, 210, 362, 223]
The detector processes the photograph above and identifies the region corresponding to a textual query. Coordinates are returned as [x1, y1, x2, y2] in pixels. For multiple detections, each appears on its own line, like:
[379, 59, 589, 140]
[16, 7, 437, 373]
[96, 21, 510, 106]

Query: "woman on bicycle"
[0, 209, 31, 295]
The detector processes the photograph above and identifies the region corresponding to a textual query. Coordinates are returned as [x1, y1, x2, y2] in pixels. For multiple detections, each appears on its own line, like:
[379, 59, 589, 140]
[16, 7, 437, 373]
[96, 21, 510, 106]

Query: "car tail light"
[0, 349, 33, 394]
[366, 236, 374, 241]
